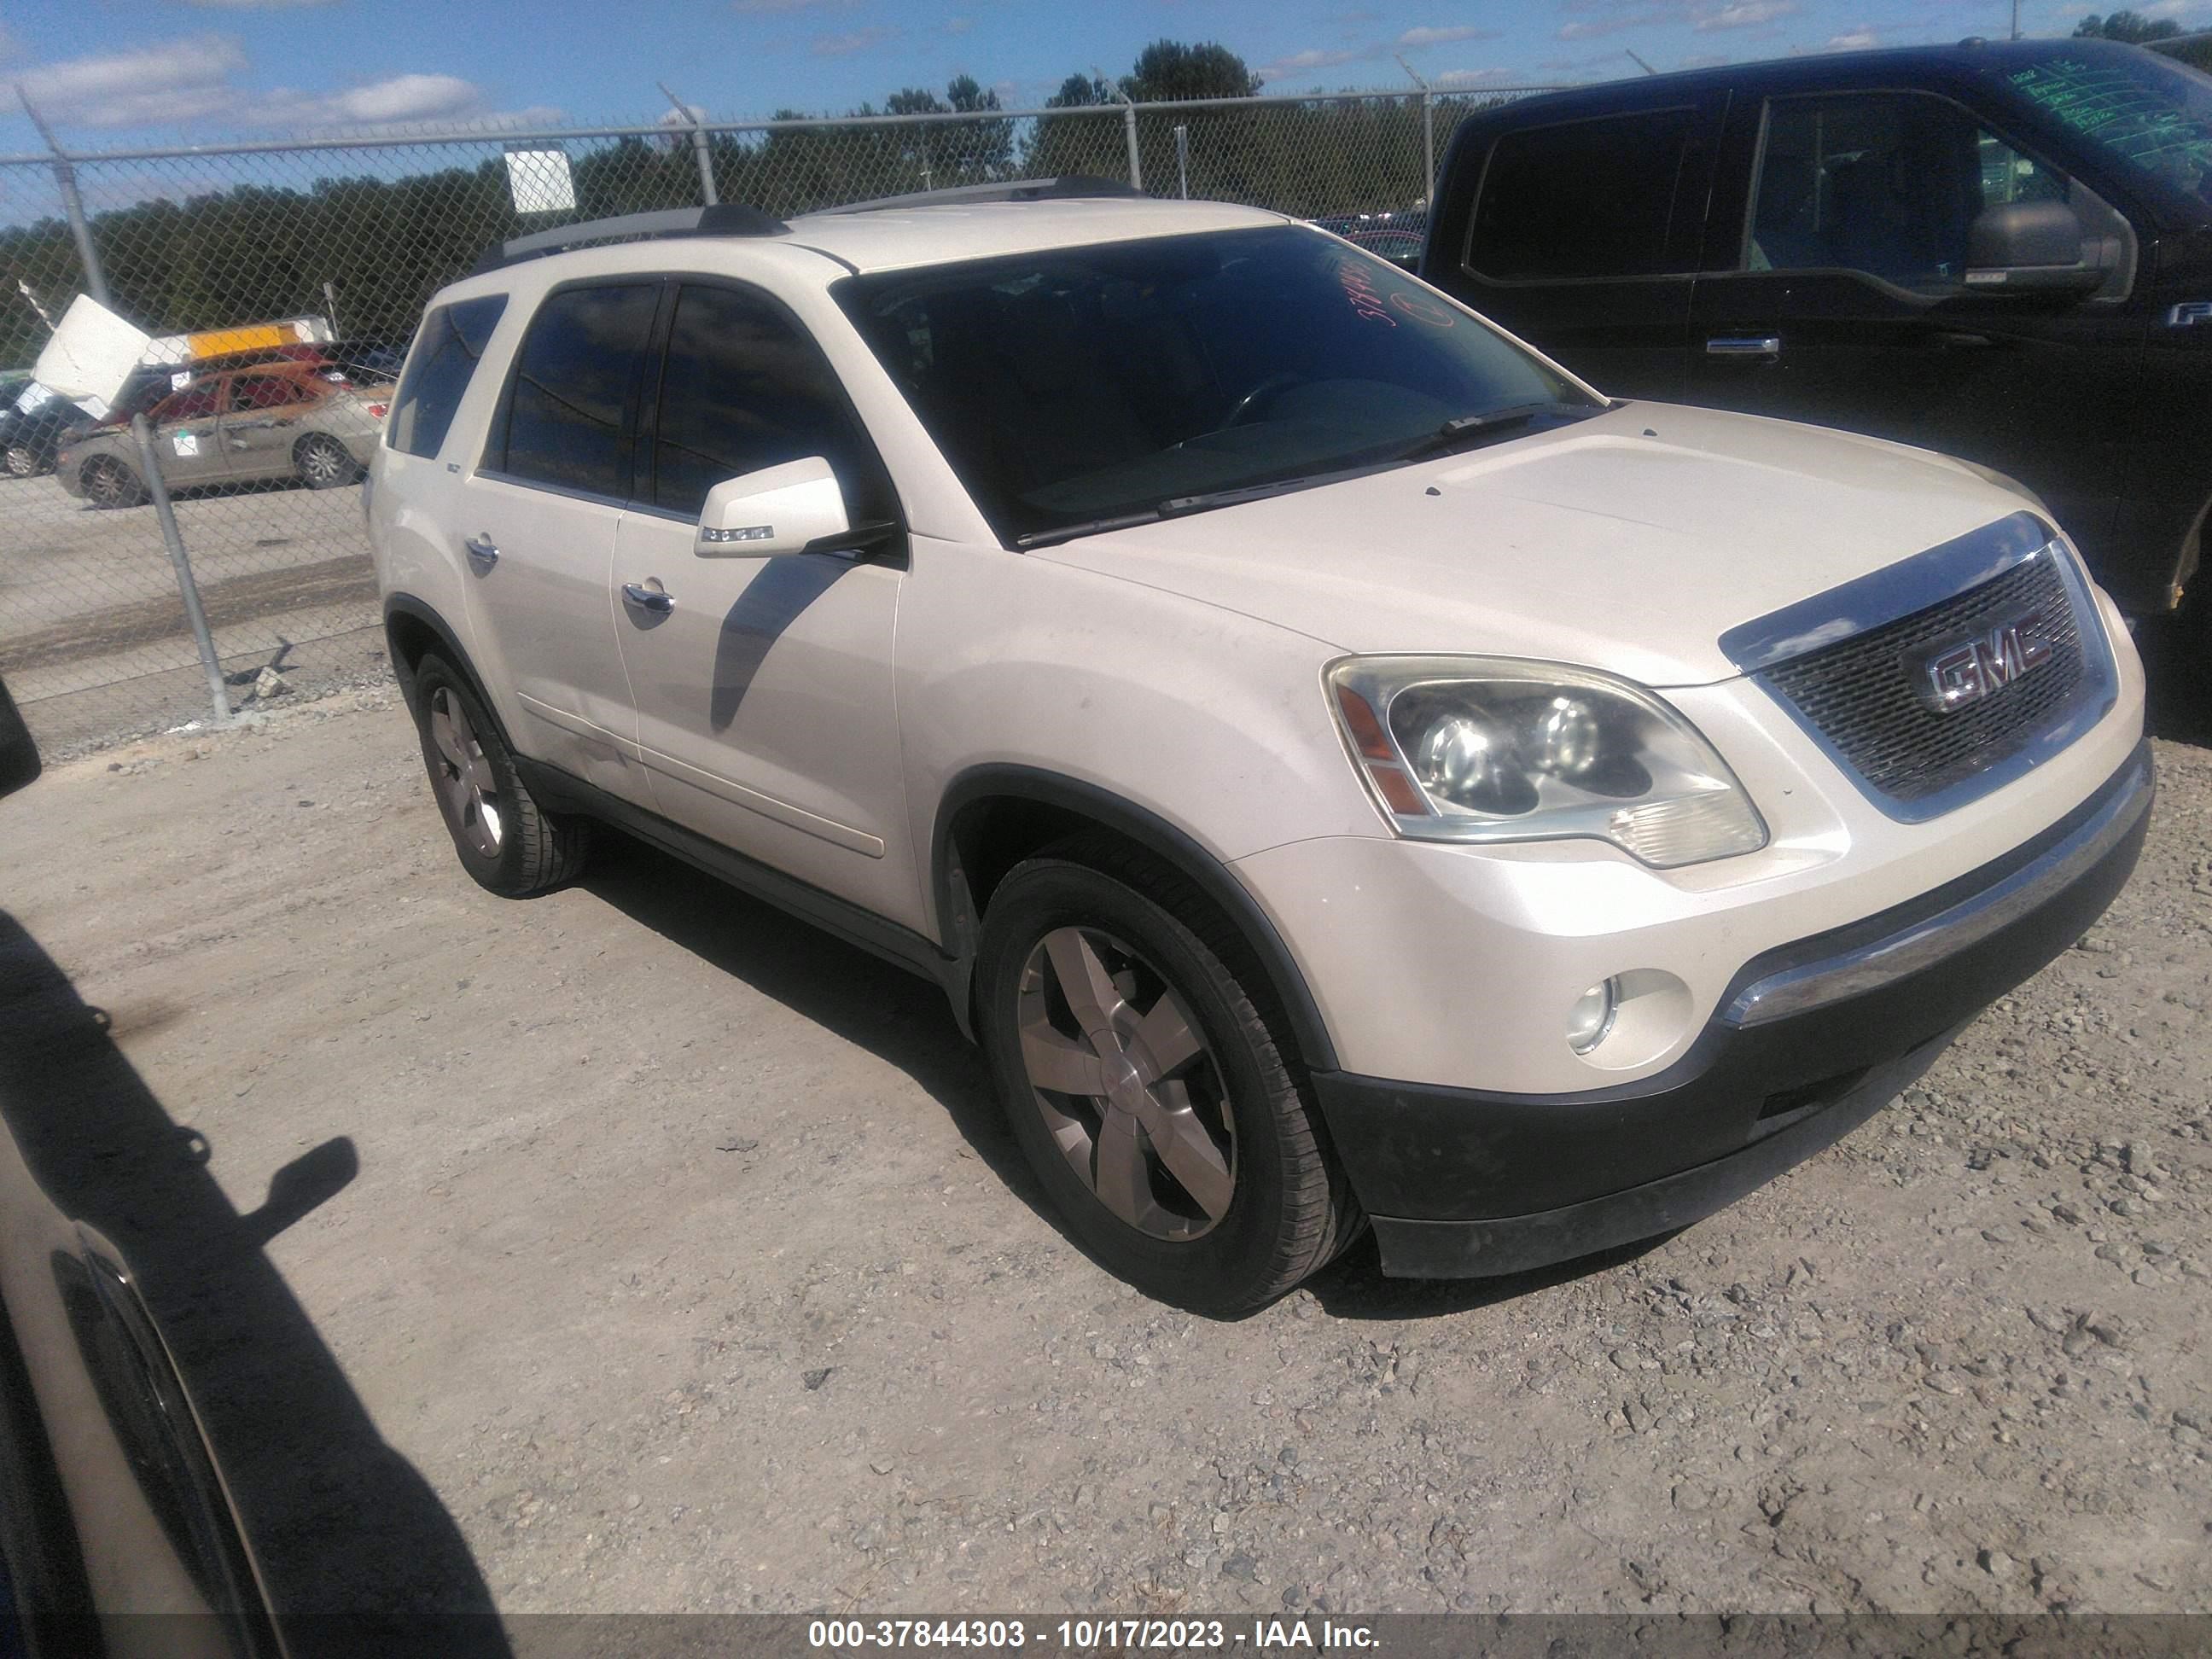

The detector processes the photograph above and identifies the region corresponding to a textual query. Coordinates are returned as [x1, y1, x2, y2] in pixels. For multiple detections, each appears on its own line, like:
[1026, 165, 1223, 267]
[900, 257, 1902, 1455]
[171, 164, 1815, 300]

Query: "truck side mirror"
[0, 677, 41, 800]
[1965, 200, 2104, 295]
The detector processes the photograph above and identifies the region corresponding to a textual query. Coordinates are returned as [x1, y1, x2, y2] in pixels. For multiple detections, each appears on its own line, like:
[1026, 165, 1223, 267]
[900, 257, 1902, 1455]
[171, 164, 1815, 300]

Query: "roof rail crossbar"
[810, 176, 1145, 216]
[473, 203, 790, 274]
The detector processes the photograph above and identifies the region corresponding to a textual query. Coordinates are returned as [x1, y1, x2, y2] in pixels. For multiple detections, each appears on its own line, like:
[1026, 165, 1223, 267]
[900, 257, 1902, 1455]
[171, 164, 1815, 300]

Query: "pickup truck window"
[1748, 93, 2066, 289]
[1468, 108, 1695, 282]
[1989, 49, 2212, 209]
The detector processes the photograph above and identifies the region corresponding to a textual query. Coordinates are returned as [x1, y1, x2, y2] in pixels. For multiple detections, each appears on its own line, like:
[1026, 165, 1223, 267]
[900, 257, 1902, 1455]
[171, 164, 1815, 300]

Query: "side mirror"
[696, 457, 850, 558]
[1965, 200, 2104, 295]
[0, 676, 42, 800]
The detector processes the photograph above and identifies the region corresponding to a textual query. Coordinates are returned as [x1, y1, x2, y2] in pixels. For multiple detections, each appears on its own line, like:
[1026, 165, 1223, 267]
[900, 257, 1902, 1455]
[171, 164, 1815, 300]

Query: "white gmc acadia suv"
[368, 183, 2151, 1313]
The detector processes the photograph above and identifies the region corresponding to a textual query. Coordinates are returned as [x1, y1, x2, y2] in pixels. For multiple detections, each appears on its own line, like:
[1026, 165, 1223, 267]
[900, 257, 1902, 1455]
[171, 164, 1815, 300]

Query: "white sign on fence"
[504, 148, 578, 214]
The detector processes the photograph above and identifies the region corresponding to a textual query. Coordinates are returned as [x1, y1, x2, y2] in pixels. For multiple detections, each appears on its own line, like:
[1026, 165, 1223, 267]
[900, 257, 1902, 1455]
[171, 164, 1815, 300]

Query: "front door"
[1437, 95, 1726, 399]
[1690, 87, 2148, 570]
[457, 279, 663, 803]
[608, 280, 917, 929]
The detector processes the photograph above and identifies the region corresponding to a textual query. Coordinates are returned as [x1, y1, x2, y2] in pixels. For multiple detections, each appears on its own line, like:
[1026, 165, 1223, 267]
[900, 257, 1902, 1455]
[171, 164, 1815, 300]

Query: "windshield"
[1988, 45, 2212, 211]
[834, 225, 1592, 544]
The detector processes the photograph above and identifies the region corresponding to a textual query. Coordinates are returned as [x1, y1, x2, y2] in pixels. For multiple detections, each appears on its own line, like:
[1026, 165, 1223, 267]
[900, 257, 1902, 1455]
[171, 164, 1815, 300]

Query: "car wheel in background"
[975, 837, 1364, 1314]
[3, 445, 37, 478]
[81, 457, 146, 509]
[408, 655, 591, 897]
[295, 434, 363, 490]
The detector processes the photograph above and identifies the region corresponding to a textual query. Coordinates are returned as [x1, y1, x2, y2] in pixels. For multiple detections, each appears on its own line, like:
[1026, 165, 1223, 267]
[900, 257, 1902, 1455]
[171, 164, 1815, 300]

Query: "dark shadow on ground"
[0, 909, 509, 1656]
[1304, 1228, 1676, 1321]
[579, 832, 1051, 1223]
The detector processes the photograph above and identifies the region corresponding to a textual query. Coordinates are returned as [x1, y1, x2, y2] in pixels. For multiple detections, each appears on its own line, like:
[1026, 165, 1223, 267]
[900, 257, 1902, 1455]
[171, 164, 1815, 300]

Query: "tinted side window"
[1749, 94, 2069, 290]
[388, 294, 506, 460]
[496, 284, 660, 498]
[156, 385, 220, 422]
[232, 375, 307, 410]
[651, 283, 894, 522]
[1467, 109, 1695, 281]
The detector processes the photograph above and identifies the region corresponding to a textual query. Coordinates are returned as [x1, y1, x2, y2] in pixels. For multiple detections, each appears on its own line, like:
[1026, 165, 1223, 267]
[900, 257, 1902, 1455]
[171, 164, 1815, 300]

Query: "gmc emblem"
[1912, 612, 2053, 713]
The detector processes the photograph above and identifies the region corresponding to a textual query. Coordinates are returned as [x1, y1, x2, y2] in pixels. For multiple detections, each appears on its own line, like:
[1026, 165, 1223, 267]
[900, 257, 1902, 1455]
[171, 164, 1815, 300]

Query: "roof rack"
[473, 203, 789, 274]
[808, 176, 1145, 216]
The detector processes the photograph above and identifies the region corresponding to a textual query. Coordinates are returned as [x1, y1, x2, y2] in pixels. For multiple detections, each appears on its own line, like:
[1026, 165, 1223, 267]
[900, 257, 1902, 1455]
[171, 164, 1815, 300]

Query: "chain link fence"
[0, 86, 1550, 755]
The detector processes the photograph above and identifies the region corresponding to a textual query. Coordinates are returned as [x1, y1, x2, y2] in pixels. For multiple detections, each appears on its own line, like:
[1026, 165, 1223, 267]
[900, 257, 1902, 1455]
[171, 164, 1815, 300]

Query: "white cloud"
[1825, 26, 1878, 48]
[812, 24, 897, 55]
[1694, 0, 1798, 28]
[1435, 67, 1512, 86]
[15, 35, 247, 128]
[1557, 8, 1673, 41]
[1398, 24, 1498, 46]
[1257, 45, 1372, 79]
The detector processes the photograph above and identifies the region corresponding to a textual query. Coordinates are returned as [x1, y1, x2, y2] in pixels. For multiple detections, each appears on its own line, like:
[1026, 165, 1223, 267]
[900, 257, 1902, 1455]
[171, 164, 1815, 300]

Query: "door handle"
[463, 533, 498, 568]
[1706, 335, 1782, 357]
[621, 581, 674, 614]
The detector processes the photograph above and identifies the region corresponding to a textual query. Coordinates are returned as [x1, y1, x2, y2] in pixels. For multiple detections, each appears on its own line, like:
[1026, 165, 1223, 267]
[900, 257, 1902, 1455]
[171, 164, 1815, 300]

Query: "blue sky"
[1, 0, 2201, 152]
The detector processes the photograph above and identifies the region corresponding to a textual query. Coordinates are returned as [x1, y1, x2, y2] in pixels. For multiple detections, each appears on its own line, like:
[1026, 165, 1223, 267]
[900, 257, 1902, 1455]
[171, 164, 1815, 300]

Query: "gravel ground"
[0, 689, 2205, 1624]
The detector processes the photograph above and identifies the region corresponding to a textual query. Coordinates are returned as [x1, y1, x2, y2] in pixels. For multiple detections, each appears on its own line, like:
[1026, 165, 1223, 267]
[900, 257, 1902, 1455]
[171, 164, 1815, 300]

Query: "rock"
[1221, 1552, 1258, 1581]
[253, 666, 289, 700]
[803, 1367, 835, 1391]
[1979, 1548, 2015, 1580]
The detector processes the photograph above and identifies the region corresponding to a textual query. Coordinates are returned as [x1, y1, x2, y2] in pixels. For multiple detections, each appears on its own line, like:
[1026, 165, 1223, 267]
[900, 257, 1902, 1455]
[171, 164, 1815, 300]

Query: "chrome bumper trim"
[1723, 748, 2152, 1028]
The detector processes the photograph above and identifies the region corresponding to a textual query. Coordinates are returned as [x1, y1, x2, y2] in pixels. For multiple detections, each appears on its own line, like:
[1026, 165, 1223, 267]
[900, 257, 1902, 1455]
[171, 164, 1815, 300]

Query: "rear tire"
[296, 434, 362, 490]
[82, 457, 145, 509]
[975, 835, 1362, 1314]
[409, 655, 591, 897]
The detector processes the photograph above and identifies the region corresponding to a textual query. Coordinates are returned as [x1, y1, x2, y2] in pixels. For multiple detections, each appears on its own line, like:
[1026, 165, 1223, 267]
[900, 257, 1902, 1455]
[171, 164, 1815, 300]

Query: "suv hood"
[1034, 401, 2036, 686]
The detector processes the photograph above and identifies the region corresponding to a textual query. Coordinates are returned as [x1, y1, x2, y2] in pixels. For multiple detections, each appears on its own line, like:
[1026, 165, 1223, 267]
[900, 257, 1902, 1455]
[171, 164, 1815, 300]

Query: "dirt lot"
[0, 689, 2206, 1622]
[0, 472, 386, 759]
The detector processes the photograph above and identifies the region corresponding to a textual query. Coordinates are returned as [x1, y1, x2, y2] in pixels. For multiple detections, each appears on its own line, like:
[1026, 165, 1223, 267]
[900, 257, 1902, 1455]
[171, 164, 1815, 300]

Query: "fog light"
[1567, 979, 1620, 1055]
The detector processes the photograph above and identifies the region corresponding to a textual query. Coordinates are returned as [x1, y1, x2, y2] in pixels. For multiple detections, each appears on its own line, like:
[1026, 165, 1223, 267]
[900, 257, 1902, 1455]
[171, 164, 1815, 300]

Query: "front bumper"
[1313, 742, 2153, 1279]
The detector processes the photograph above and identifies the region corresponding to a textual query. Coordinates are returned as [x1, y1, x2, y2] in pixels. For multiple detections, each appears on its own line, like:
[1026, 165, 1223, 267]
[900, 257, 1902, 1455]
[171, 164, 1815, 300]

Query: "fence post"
[1118, 95, 1143, 191]
[19, 92, 232, 728]
[660, 83, 719, 207]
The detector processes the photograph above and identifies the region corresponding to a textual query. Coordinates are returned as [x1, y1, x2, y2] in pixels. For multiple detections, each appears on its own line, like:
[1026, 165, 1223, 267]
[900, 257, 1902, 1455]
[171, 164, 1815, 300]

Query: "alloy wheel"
[1014, 926, 1235, 1241]
[428, 687, 504, 858]
[4, 445, 33, 478]
[300, 437, 346, 485]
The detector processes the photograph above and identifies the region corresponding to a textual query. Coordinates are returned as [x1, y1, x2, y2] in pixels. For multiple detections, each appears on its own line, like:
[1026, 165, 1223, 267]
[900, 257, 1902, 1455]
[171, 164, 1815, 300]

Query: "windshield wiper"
[1016, 477, 1329, 548]
[1394, 400, 1599, 463]
[1015, 508, 1168, 550]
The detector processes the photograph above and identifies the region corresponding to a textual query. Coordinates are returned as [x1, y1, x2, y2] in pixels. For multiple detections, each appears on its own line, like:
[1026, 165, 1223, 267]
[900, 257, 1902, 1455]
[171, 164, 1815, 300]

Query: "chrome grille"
[1756, 550, 2087, 806]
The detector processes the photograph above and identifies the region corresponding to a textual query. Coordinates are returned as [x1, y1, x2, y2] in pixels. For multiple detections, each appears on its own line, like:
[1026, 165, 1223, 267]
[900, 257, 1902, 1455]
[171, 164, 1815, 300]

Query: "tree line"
[0, 39, 1474, 370]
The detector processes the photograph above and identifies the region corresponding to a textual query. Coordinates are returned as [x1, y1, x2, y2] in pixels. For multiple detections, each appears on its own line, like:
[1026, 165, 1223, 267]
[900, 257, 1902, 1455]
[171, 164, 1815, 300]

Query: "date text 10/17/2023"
[806, 1618, 1382, 1652]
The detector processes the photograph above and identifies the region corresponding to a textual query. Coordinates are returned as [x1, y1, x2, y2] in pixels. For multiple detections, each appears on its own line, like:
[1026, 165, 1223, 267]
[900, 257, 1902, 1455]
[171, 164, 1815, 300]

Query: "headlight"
[1327, 656, 1767, 868]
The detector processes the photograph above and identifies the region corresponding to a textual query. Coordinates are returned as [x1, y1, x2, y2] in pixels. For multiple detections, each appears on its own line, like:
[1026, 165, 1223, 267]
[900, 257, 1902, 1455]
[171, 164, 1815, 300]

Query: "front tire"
[975, 838, 1361, 1314]
[4, 444, 37, 478]
[409, 655, 590, 896]
[82, 457, 146, 509]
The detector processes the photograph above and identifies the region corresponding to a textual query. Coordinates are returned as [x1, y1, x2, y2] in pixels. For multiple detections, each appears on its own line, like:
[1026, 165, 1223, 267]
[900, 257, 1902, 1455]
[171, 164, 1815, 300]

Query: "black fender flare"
[931, 765, 1339, 1074]
[381, 593, 479, 712]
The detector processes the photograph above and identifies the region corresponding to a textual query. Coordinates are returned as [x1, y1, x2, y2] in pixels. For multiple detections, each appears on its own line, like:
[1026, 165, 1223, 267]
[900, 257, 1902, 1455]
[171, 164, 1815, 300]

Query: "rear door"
[456, 279, 662, 802]
[1435, 94, 1726, 399]
[608, 278, 916, 926]
[1689, 84, 2147, 562]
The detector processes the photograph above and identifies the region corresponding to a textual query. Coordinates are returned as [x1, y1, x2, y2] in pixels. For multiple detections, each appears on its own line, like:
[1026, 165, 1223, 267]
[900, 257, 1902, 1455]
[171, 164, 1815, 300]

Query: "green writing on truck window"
[2006, 55, 2212, 195]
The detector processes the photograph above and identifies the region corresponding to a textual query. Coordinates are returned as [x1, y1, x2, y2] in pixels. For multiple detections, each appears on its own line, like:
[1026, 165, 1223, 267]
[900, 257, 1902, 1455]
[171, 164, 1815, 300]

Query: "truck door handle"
[1706, 335, 1782, 357]
[463, 533, 498, 568]
[621, 581, 674, 614]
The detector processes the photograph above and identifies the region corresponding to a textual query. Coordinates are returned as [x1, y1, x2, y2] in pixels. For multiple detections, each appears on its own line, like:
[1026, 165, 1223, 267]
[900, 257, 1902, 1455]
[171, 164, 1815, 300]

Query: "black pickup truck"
[1423, 37, 2212, 629]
